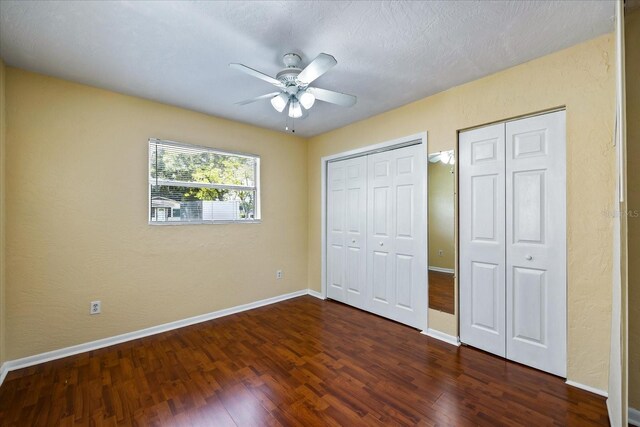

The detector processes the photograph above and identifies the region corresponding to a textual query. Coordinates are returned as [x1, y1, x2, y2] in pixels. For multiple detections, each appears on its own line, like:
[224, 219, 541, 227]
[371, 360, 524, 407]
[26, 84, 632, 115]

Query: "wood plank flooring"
[0, 296, 608, 426]
[429, 271, 455, 314]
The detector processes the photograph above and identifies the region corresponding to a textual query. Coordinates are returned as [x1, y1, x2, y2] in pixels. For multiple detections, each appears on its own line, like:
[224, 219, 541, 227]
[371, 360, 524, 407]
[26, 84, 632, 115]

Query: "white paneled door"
[327, 156, 368, 310]
[460, 110, 566, 377]
[326, 143, 427, 329]
[459, 123, 507, 357]
[367, 145, 426, 328]
[505, 112, 566, 377]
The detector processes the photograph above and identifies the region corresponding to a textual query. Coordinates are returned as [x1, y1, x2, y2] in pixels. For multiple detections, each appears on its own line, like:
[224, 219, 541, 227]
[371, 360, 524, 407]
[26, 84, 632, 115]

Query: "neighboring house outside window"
[148, 139, 260, 224]
[150, 197, 180, 221]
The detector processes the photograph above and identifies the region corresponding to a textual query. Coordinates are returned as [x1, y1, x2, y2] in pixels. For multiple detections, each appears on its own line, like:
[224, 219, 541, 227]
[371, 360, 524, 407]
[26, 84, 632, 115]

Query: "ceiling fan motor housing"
[282, 53, 301, 67]
[277, 53, 304, 86]
[276, 68, 302, 86]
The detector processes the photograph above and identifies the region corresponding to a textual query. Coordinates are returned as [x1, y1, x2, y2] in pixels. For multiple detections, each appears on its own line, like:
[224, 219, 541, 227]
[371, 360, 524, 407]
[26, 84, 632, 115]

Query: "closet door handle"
[525, 255, 533, 261]
[351, 239, 356, 243]
[379, 242, 384, 247]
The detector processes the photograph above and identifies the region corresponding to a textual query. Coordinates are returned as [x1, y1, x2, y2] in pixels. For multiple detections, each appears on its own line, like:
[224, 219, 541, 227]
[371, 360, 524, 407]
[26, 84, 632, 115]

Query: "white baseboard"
[0, 362, 8, 387]
[629, 407, 640, 426]
[307, 289, 325, 299]
[428, 266, 455, 274]
[564, 380, 608, 398]
[421, 328, 460, 347]
[0, 288, 311, 387]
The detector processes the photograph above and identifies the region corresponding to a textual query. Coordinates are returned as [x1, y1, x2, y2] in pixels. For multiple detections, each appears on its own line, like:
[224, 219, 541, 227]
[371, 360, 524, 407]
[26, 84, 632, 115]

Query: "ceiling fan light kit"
[298, 90, 315, 109]
[289, 100, 303, 119]
[270, 92, 289, 113]
[231, 52, 357, 127]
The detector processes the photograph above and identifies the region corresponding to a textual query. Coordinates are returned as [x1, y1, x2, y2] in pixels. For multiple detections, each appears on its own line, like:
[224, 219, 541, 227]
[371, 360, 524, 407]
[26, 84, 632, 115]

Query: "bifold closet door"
[367, 144, 427, 329]
[327, 156, 368, 309]
[505, 111, 566, 377]
[459, 123, 507, 357]
[460, 110, 567, 377]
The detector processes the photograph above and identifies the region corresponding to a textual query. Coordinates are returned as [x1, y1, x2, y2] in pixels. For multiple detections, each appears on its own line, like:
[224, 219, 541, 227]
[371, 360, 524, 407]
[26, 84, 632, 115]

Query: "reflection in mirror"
[428, 150, 455, 314]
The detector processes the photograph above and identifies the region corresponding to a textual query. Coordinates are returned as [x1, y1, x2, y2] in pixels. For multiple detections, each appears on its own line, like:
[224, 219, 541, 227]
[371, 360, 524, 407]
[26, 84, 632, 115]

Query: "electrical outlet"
[438, 249, 444, 257]
[276, 270, 283, 280]
[90, 300, 101, 315]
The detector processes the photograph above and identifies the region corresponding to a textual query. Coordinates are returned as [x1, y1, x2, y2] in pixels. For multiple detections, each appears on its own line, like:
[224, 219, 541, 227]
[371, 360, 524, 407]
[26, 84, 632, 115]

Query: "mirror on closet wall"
[428, 150, 456, 315]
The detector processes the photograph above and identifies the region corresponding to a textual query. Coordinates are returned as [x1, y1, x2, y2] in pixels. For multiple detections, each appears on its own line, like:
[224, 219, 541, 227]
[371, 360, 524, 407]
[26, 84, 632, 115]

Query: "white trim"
[149, 137, 259, 160]
[0, 289, 309, 387]
[0, 363, 9, 386]
[148, 219, 262, 226]
[320, 132, 428, 308]
[321, 154, 327, 299]
[428, 266, 455, 274]
[628, 407, 640, 426]
[606, 397, 614, 425]
[307, 289, 325, 300]
[565, 380, 608, 398]
[421, 328, 461, 347]
[321, 132, 427, 164]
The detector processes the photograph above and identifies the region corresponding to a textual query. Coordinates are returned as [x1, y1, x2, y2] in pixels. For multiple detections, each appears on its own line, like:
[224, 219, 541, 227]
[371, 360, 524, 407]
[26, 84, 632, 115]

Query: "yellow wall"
[626, 6, 640, 411]
[4, 68, 308, 360]
[307, 34, 616, 391]
[0, 59, 6, 366]
[428, 161, 455, 270]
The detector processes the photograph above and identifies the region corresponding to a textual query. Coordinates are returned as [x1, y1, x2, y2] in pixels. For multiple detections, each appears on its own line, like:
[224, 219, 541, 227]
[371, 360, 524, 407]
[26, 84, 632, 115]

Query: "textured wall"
[428, 161, 455, 270]
[307, 34, 616, 391]
[626, 6, 640, 411]
[5, 68, 308, 360]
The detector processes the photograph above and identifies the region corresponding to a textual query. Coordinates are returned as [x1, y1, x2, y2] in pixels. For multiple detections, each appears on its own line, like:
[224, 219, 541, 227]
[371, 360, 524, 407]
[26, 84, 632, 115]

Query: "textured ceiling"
[0, 1, 614, 137]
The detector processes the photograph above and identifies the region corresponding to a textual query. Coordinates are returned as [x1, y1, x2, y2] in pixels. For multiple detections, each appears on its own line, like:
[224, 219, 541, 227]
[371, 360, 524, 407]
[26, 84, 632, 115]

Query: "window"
[149, 139, 260, 224]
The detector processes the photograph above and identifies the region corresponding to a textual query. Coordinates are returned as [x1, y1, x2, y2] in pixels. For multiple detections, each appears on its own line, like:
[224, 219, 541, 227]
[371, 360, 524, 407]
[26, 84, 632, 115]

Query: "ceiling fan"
[230, 52, 357, 119]
[429, 150, 455, 165]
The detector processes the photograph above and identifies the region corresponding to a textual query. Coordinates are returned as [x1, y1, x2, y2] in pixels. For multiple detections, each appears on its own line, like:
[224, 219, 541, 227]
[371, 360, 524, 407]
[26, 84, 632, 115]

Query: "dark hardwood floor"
[0, 296, 608, 426]
[429, 270, 455, 314]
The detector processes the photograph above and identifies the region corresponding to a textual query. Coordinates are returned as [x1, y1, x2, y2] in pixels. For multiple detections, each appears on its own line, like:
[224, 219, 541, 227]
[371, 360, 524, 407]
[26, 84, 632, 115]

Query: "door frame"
[320, 132, 428, 327]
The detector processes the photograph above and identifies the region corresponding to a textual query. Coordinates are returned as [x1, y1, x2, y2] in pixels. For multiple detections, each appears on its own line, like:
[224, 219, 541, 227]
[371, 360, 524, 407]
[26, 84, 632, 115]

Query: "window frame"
[148, 138, 261, 225]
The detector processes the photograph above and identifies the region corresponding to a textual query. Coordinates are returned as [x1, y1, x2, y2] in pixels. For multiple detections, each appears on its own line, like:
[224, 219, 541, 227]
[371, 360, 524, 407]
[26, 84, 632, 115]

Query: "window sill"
[148, 220, 262, 226]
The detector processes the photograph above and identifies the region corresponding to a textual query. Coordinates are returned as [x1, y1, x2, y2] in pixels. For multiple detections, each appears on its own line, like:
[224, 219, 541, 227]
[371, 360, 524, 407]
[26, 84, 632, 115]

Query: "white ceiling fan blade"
[235, 92, 281, 106]
[307, 87, 357, 107]
[229, 63, 285, 88]
[297, 53, 337, 85]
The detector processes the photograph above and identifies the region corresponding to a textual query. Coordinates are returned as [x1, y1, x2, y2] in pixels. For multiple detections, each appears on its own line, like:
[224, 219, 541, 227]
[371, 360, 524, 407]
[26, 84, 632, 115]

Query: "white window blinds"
[148, 139, 260, 224]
